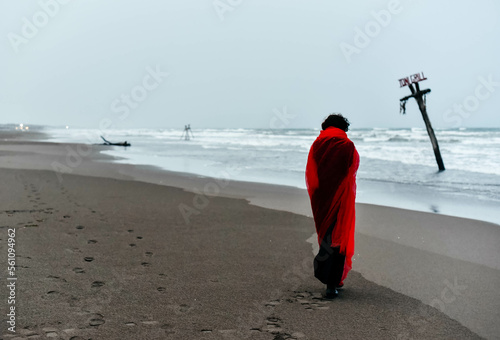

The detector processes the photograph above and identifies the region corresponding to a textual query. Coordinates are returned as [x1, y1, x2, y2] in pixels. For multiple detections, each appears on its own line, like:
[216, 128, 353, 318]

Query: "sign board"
[399, 72, 427, 88]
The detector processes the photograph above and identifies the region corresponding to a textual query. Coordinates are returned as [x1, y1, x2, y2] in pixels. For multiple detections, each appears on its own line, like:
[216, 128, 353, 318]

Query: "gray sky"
[1, 0, 499, 129]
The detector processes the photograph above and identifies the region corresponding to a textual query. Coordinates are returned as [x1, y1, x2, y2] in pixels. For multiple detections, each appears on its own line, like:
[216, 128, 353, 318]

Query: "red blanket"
[305, 127, 359, 282]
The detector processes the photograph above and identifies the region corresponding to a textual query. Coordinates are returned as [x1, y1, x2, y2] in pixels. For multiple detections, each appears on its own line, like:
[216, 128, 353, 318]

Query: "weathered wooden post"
[180, 124, 194, 140]
[399, 72, 445, 171]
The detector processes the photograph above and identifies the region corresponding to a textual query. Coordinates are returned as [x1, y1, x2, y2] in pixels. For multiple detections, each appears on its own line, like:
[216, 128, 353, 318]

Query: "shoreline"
[1, 137, 499, 271]
[7, 129, 500, 226]
[1, 134, 500, 338]
[101, 146, 500, 226]
[1, 136, 499, 228]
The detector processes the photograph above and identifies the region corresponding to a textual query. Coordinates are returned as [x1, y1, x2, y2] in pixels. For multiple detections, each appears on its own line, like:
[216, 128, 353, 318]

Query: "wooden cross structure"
[181, 124, 194, 141]
[399, 72, 445, 171]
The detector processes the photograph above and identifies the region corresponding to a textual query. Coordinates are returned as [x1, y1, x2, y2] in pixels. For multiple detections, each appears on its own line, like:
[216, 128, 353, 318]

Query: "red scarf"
[305, 127, 359, 282]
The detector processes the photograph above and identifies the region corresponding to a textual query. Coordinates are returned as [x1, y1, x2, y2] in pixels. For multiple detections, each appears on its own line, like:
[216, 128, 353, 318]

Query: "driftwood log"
[100, 136, 131, 147]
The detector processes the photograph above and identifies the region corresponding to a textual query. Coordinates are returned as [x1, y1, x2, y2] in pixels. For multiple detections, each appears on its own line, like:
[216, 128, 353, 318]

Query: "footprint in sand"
[157, 287, 166, 292]
[168, 304, 193, 315]
[141, 262, 151, 267]
[256, 316, 305, 339]
[88, 240, 97, 244]
[136, 236, 143, 240]
[47, 275, 67, 282]
[76, 225, 84, 230]
[45, 290, 60, 299]
[145, 251, 153, 257]
[245, 294, 320, 338]
[73, 267, 85, 274]
[91, 281, 105, 288]
[128, 229, 134, 233]
[293, 291, 330, 311]
[265, 300, 281, 307]
[263, 316, 283, 334]
[42, 327, 59, 338]
[84, 257, 94, 262]
[129, 243, 136, 247]
[89, 318, 105, 327]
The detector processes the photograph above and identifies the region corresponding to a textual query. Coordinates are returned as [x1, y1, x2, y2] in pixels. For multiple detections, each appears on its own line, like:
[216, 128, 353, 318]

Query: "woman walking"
[305, 114, 360, 298]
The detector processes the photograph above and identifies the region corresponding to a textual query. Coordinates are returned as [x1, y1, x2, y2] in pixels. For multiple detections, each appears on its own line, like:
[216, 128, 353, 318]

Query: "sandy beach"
[1, 133, 499, 339]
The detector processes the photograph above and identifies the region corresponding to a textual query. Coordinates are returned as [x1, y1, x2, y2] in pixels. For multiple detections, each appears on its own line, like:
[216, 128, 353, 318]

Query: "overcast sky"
[1, 0, 499, 129]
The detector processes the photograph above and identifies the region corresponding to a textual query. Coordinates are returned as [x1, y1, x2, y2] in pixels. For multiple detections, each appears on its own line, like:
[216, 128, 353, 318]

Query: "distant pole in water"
[399, 72, 445, 171]
[181, 124, 194, 140]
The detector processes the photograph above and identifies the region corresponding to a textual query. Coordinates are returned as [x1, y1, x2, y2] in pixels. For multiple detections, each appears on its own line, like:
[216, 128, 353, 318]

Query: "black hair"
[321, 113, 350, 132]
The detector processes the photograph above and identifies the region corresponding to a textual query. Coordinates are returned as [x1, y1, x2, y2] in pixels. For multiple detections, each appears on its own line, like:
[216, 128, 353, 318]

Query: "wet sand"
[0, 133, 498, 339]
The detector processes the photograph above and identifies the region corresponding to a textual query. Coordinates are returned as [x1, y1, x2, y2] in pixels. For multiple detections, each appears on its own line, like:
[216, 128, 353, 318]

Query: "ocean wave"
[28, 125, 500, 200]
[388, 136, 410, 142]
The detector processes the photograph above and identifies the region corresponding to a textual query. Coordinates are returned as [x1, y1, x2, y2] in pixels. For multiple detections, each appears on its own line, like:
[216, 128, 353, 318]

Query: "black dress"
[313, 219, 346, 286]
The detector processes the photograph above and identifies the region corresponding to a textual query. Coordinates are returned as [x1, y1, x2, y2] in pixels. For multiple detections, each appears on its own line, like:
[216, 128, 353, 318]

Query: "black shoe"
[325, 287, 338, 299]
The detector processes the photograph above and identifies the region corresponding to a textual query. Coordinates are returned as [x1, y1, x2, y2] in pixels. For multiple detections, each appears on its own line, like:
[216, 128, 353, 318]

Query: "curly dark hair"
[321, 113, 350, 132]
